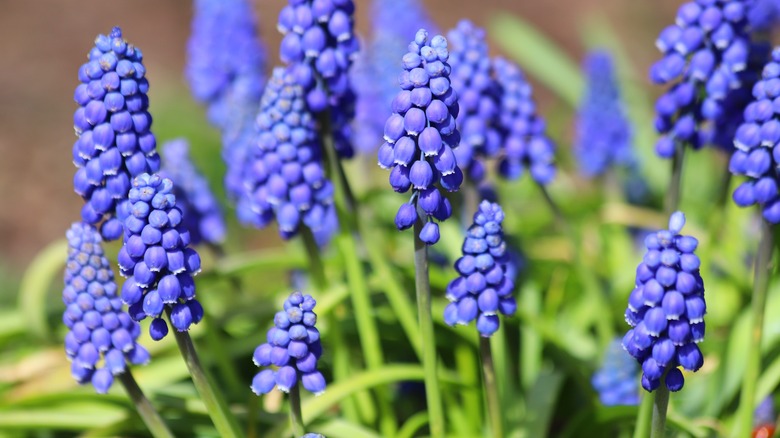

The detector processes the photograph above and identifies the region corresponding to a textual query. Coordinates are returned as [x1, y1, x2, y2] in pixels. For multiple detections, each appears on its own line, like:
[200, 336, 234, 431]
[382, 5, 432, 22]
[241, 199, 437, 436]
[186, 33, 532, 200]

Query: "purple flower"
[72, 27, 160, 241]
[64, 222, 149, 393]
[251, 291, 326, 396]
[591, 339, 640, 406]
[117, 174, 205, 340]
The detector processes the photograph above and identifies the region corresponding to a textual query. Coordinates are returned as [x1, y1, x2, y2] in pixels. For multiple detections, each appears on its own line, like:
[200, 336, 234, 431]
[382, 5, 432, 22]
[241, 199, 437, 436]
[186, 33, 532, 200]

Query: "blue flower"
[251, 292, 326, 395]
[378, 29, 462, 245]
[748, 0, 780, 31]
[443, 201, 516, 336]
[64, 222, 149, 393]
[72, 27, 160, 241]
[117, 174, 205, 340]
[754, 396, 775, 428]
[242, 68, 338, 245]
[622, 212, 705, 392]
[161, 139, 226, 246]
[592, 339, 640, 406]
[576, 50, 634, 177]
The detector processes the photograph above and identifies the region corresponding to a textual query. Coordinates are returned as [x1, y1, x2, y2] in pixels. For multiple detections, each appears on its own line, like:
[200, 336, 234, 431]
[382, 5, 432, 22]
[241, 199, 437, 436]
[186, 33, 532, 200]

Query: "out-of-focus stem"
[664, 144, 685, 217]
[301, 227, 326, 290]
[633, 391, 652, 438]
[118, 370, 175, 438]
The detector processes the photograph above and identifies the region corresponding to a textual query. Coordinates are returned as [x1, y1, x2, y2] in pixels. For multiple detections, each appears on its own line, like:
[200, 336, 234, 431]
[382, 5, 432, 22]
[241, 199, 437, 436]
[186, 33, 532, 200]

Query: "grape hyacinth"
[591, 339, 640, 406]
[161, 139, 226, 246]
[754, 396, 776, 437]
[117, 173, 204, 340]
[731, 47, 780, 223]
[251, 291, 326, 396]
[622, 212, 706, 392]
[72, 27, 160, 241]
[575, 50, 634, 177]
[64, 223, 149, 393]
[277, 0, 359, 158]
[443, 201, 517, 336]
[242, 68, 338, 245]
[748, 0, 780, 32]
[493, 56, 556, 184]
[378, 29, 463, 245]
[447, 20, 502, 183]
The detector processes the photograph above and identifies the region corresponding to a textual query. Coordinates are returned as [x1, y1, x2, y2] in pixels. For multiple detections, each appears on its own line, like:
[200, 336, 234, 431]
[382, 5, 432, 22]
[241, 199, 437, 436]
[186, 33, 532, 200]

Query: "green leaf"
[0, 402, 127, 430]
[524, 369, 563, 437]
[314, 418, 383, 438]
[18, 239, 68, 341]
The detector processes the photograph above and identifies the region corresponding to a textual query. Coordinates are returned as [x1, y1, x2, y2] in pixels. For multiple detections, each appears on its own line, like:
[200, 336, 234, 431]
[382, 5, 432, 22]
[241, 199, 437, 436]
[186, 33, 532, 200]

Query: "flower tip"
[668, 211, 686, 233]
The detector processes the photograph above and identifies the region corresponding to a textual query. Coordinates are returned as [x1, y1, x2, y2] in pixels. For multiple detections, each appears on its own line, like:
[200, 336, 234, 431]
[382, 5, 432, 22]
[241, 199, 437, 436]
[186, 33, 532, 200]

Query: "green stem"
[301, 227, 327, 290]
[318, 111, 357, 216]
[650, 384, 670, 438]
[117, 369, 175, 438]
[462, 183, 480, 225]
[734, 219, 775, 438]
[479, 337, 504, 438]
[413, 218, 445, 437]
[169, 320, 244, 438]
[633, 391, 652, 438]
[289, 384, 306, 438]
[664, 144, 685, 216]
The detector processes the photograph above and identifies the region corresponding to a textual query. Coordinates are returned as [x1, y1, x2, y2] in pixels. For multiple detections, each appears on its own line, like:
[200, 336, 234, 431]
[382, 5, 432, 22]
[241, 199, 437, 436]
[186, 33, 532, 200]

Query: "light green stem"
[301, 227, 327, 290]
[479, 337, 504, 438]
[633, 391, 652, 438]
[118, 369, 175, 438]
[664, 144, 685, 216]
[289, 384, 306, 438]
[650, 384, 670, 438]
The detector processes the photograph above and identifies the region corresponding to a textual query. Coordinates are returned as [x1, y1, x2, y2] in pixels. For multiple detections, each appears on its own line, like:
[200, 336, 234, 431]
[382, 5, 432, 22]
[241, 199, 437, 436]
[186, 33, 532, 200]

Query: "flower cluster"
[72, 27, 160, 241]
[64, 223, 149, 393]
[748, 0, 780, 32]
[242, 68, 338, 245]
[622, 212, 705, 392]
[651, 0, 757, 157]
[378, 29, 462, 245]
[591, 339, 640, 406]
[443, 201, 516, 336]
[277, 0, 359, 158]
[493, 57, 556, 184]
[731, 47, 780, 223]
[251, 292, 326, 395]
[117, 174, 204, 340]
[575, 51, 634, 177]
[161, 139, 226, 246]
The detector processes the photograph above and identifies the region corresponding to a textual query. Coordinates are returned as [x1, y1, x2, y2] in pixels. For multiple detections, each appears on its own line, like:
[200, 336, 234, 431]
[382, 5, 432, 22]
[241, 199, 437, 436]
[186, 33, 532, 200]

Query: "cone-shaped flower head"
[591, 339, 640, 406]
[493, 57, 556, 184]
[378, 29, 462, 245]
[650, 0, 764, 157]
[351, 0, 437, 154]
[443, 201, 516, 336]
[64, 222, 149, 393]
[242, 68, 338, 245]
[576, 50, 634, 177]
[446, 20, 503, 184]
[251, 291, 326, 396]
[622, 211, 706, 392]
[277, 0, 359, 158]
[161, 139, 226, 246]
[72, 27, 160, 241]
[117, 173, 204, 340]
[730, 47, 780, 223]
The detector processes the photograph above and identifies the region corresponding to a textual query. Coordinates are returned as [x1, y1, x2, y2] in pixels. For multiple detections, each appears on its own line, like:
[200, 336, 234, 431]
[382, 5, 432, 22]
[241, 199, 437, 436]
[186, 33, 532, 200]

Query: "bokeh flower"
[592, 339, 640, 406]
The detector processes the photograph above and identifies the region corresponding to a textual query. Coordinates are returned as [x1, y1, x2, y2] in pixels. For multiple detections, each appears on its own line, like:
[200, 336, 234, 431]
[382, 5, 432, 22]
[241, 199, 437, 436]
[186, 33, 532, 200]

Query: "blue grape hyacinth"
[575, 50, 634, 177]
[622, 212, 706, 392]
[378, 29, 463, 245]
[72, 27, 160, 241]
[242, 68, 338, 245]
[447, 20, 503, 183]
[161, 139, 226, 246]
[493, 57, 556, 184]
[117, 174, 204, 340]
[277, 0, 359, 158]
[251, 291, 326, 396]
[64, 222, 150, 393]
[591, 339, 640, 406]
[443, 201, 517, 336]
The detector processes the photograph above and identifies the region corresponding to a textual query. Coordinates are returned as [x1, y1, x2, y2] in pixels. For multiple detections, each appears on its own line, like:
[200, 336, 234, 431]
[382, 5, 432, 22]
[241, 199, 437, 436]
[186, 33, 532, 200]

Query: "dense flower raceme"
[575, 50, 634, 177]
[251, 292, 326, 396]
[622, 212, 706, 392]
[161, 139, 226, 246]
[443, 201, 517, 336]
[650, 0, 761, 157]
[72, 27, 160, 241]
[493, 57, 556, 184]
[278, 0, 359, 158]
[378, 29, 463, 245]
[591, 339, 640, 406]
[351, 0, 437, 154]
[242, 68, 338, 245]
[731, 47, 780, 223]
[117, 174, 204, 340]
[64, 223, 149, 393]
[447, 20, 502, 183]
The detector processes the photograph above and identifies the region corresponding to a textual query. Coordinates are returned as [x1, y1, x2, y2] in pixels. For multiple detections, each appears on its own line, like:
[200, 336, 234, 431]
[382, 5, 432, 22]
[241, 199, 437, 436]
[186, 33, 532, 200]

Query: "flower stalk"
[118, 370, 175, 438]
[650, 383, 670, 438]
[479, 337, 503, 438]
